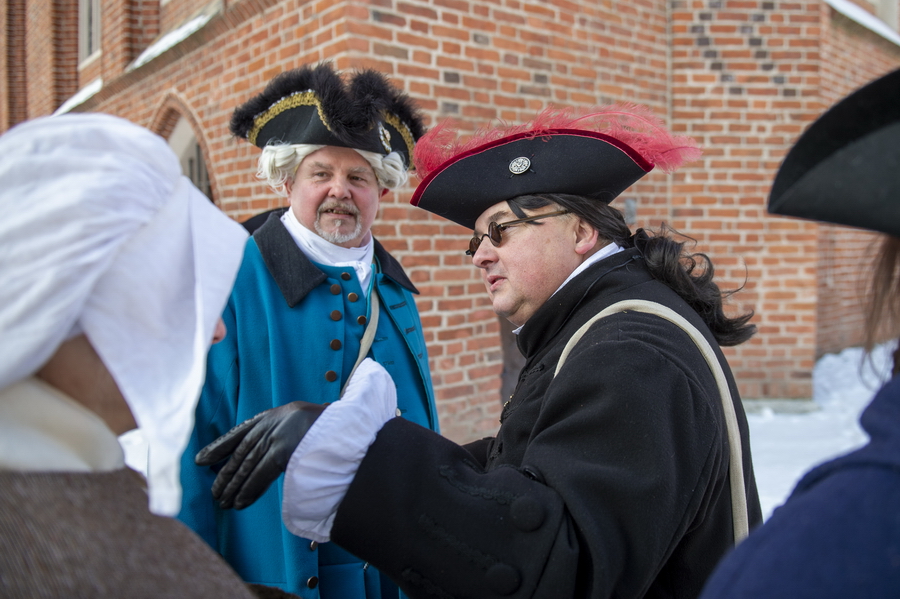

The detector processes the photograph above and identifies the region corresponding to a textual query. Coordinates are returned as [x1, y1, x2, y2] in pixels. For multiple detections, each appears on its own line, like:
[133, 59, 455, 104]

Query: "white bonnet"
[0, 113, 247, 515]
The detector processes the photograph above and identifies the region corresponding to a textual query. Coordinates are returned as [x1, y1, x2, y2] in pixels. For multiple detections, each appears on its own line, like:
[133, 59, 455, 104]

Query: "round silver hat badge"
[508, 156, 531, 175]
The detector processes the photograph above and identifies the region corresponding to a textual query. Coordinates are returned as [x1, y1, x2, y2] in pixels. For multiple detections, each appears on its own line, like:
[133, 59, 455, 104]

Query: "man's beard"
[315, 201, 363, 245]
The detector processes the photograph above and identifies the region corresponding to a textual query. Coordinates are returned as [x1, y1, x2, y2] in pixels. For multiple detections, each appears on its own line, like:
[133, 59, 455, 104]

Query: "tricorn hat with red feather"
[410, 104, 701, 230]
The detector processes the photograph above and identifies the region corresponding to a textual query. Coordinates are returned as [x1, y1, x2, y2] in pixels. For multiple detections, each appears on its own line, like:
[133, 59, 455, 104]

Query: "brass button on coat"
[330, 310, 342, 321]
[348, 292, 359, 302]
[330, 284, 341, 295]
[330, 339, 342, 350]
[357, 315, 367, 325]
[325, 371, 338, 382]
[340, 272, 351, 281]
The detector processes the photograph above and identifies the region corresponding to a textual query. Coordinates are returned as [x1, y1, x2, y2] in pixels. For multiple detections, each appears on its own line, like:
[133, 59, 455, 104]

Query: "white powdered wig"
[257, 143, 409, 195]
[0, 113, 247, 516]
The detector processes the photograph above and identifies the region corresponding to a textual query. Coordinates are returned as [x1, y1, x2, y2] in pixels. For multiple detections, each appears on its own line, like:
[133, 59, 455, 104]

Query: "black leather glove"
[195, 401, 327, 510]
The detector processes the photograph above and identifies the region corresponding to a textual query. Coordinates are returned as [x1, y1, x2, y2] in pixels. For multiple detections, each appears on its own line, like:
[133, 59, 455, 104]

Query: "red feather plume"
[414, 103, 702, 179]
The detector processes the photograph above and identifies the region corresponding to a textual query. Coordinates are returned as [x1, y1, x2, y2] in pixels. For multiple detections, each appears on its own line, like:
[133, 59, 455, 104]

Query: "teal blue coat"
[178, 215, 438, 598]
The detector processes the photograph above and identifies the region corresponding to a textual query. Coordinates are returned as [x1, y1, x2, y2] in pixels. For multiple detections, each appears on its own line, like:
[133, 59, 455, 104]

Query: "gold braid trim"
[382, 112, 416, 163]
[248, 91, 330, 146]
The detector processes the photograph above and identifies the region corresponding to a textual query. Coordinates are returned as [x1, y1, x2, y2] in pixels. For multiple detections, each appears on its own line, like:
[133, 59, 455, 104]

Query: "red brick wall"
[159, 0, 206, 33]
[1, 1, 6, 127]
[101, 0, 130, 74]
[25, 0, 55, 116]
[55, 0, 79, 105]
[96, 0, 161, 79]
[670, 1, 828, 399]
[1, 0, 29, 128]
[4, 0, 900, 441]
[135, 0, 161, 52]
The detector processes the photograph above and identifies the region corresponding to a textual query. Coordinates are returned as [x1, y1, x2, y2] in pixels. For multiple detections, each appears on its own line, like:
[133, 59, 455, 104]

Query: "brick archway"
[149, 92, 219, 205]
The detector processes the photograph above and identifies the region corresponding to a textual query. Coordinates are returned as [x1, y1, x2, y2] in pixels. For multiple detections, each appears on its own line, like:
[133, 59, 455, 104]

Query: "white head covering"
[0, 113, 248, 515]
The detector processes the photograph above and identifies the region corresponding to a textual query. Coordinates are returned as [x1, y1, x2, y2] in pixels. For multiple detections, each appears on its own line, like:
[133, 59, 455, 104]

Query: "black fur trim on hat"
[229, 62, 426, 163]
[349, 69, 425, 166]
[350, 69, 425, 141]
[229, 62, 365, 146]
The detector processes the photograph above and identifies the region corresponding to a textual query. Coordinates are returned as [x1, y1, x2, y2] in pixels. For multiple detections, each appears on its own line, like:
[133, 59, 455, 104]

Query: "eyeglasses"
[466, 210, 570, 256]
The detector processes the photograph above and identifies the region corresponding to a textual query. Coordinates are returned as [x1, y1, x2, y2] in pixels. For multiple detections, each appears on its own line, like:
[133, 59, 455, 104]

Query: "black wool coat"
[332, 248, 762, 599]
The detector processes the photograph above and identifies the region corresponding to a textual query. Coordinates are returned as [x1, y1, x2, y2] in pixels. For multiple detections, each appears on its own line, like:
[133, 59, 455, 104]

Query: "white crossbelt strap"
[553, 299, 750, 545]
[340, 290, 380, 398]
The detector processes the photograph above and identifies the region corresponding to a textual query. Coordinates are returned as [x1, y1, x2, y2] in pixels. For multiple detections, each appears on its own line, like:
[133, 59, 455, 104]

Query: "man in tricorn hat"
[194, 104, 762, 598]
[700, 67, 900, 599]
[177, 62, 440, 598]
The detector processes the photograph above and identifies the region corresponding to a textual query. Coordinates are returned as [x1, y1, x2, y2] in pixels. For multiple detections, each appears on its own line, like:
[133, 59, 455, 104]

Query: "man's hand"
[195, 401, 327, 510]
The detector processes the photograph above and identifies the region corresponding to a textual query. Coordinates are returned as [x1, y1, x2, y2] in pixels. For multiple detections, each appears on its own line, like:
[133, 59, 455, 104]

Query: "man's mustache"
[317, 201, 359, 217]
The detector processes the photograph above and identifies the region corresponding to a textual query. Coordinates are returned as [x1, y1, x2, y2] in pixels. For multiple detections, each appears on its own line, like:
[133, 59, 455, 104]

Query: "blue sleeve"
[699, 461, 900, 598]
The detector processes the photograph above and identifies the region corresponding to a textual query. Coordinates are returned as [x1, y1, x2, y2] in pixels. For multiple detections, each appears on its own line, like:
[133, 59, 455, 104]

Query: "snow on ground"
[749, 342, 894, 519]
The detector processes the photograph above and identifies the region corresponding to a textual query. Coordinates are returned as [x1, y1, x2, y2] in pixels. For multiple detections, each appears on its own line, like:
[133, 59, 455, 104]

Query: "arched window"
[167, 116, 212, 200]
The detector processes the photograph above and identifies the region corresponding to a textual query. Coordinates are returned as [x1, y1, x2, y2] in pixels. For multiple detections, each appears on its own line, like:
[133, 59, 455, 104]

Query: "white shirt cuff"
[281, 358, 397, 542]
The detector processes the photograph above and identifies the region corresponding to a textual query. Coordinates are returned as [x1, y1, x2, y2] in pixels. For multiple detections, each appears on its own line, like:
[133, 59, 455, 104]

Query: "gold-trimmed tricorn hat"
[768, 67, 900, 236]
[410, 104, 702, 230]
[229, 62, 424, 169]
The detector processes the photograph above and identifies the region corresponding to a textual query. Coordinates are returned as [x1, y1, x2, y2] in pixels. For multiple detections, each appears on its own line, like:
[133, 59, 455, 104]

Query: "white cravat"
[281, 209, 375, 296]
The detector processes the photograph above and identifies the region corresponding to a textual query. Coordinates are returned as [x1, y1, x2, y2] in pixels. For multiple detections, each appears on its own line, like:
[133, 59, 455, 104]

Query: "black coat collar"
[252, 211, 419, 308]
[516, 248, 646, 359]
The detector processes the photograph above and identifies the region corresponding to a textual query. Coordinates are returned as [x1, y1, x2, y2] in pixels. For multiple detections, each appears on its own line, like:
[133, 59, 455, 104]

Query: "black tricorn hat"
[768, 67, 900, 237]
[229, 62, 424, 168]
[410, 105, 702, 230]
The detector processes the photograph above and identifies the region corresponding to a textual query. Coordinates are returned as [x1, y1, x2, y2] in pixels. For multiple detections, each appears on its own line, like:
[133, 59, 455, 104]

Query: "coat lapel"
[253, 212, 418, 308]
